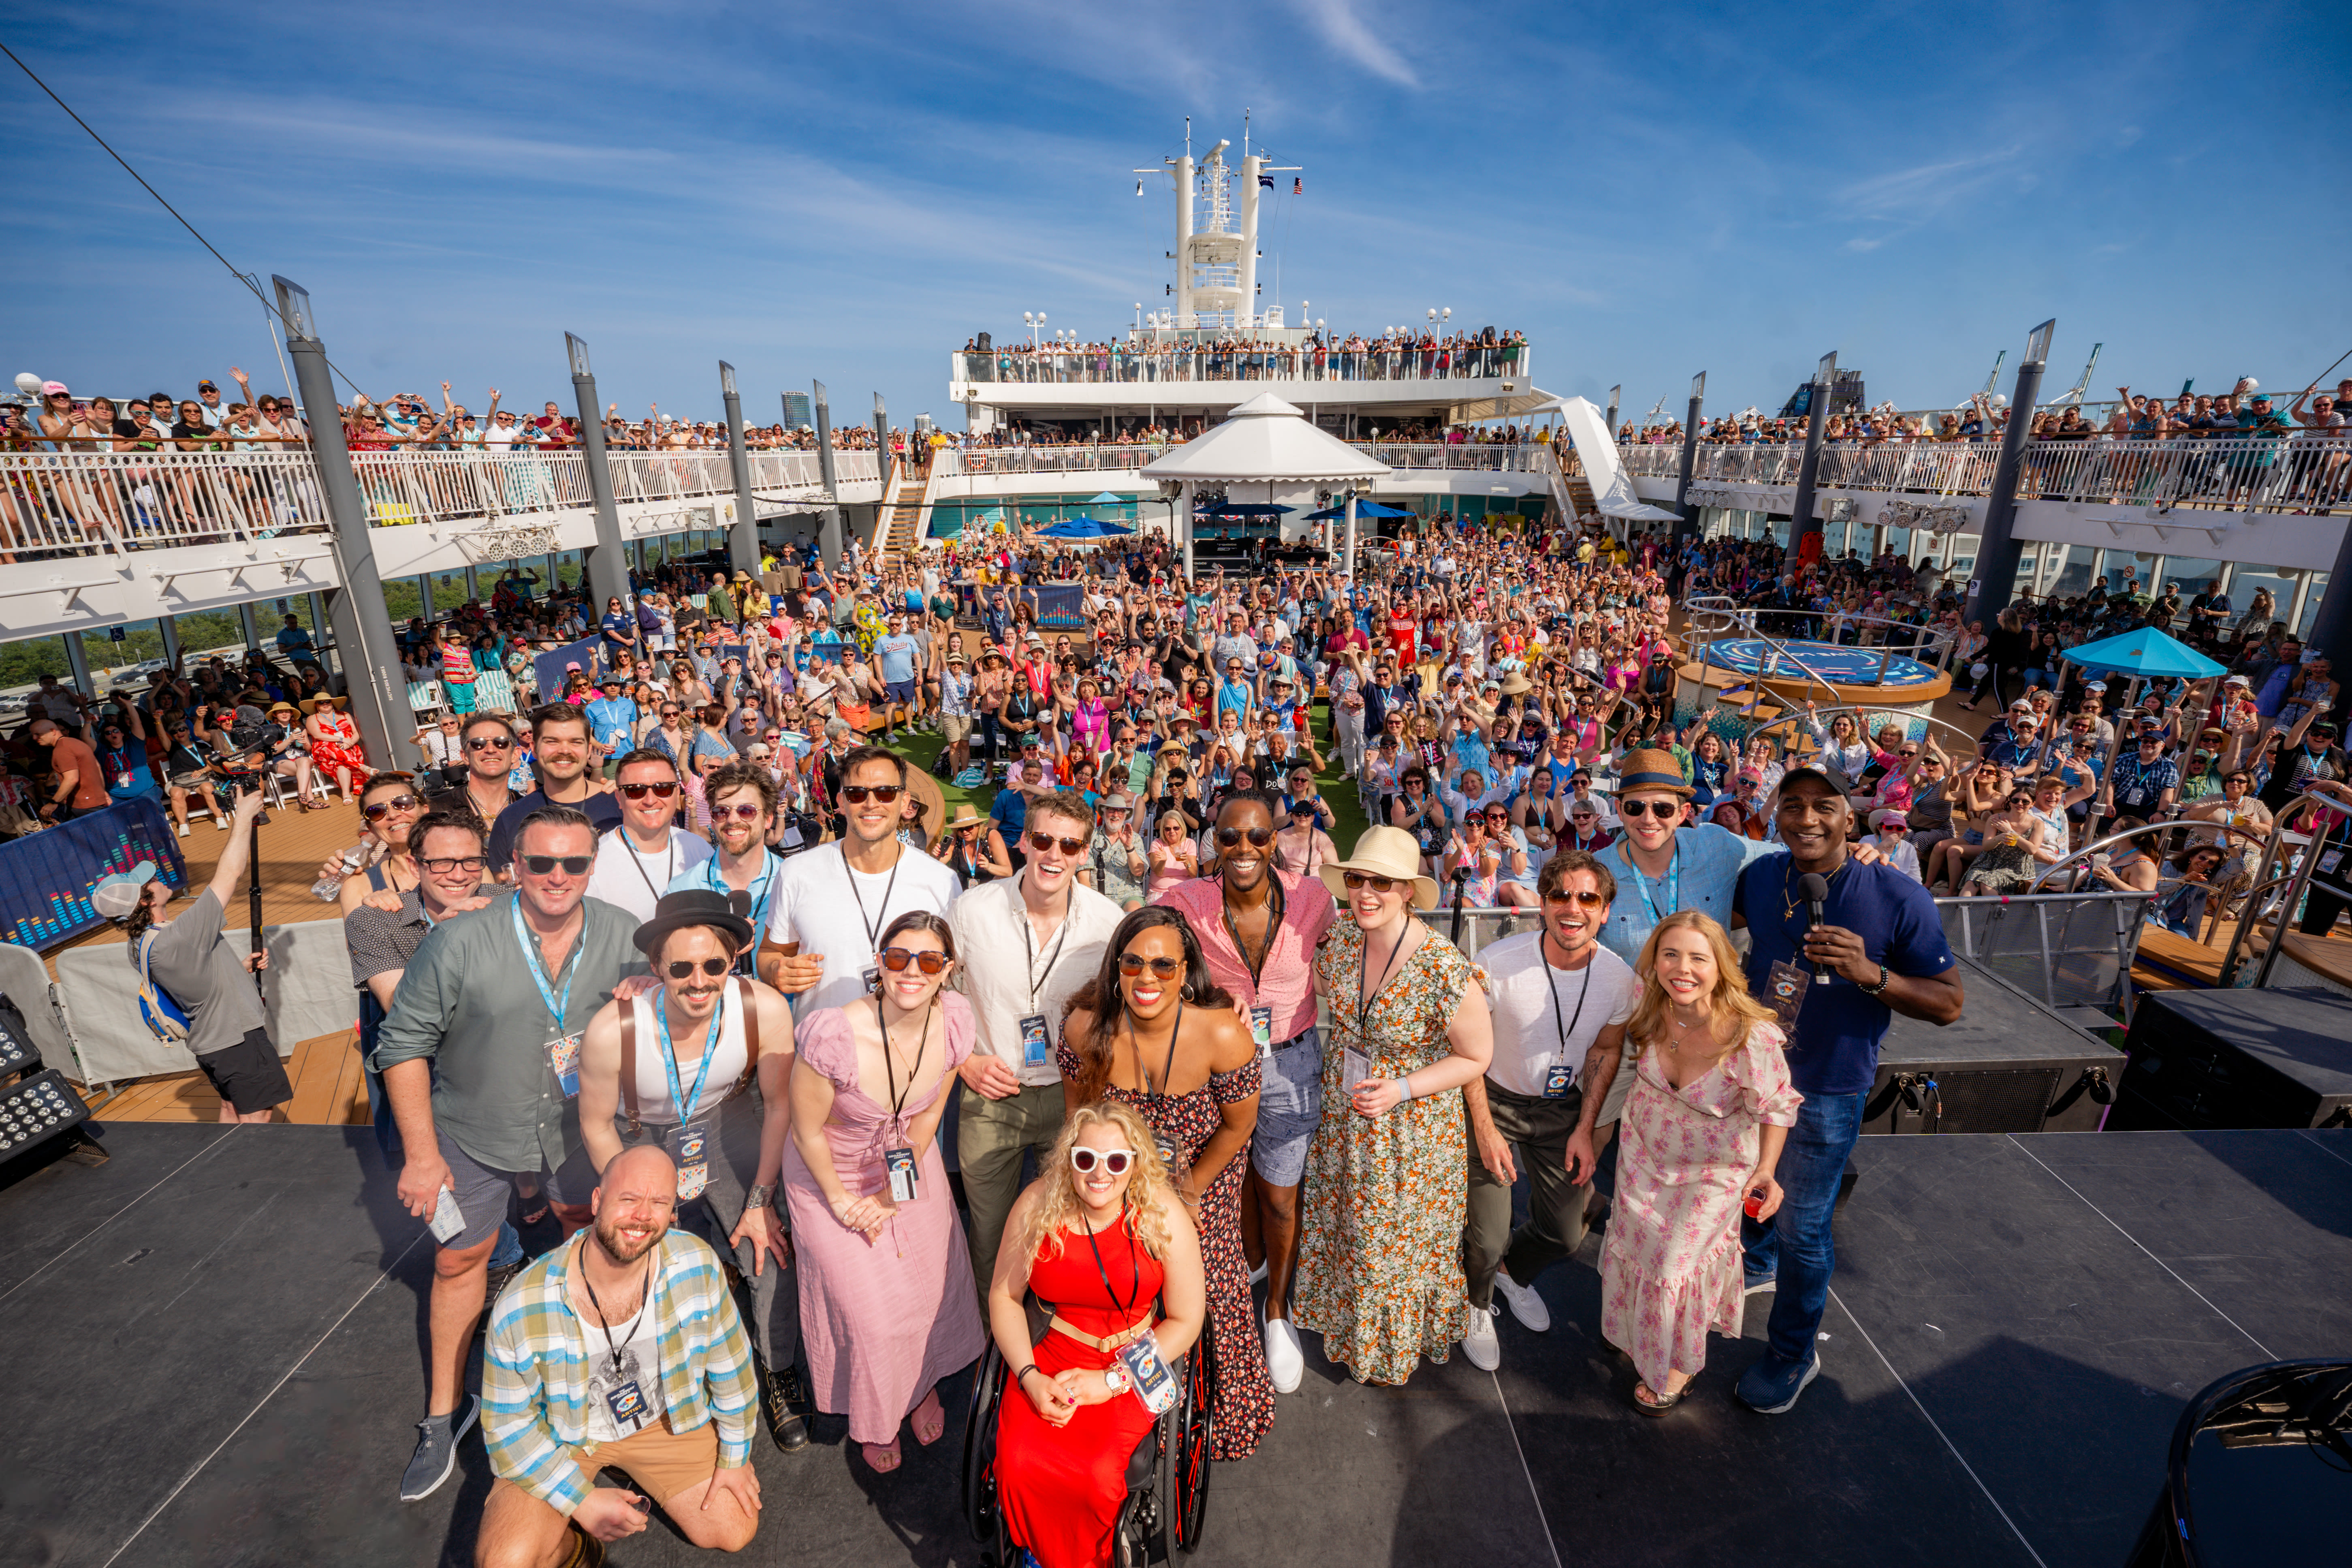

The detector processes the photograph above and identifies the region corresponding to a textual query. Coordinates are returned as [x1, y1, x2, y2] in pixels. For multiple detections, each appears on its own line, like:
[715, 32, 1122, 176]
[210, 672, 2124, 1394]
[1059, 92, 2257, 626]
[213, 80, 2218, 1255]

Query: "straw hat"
[1615, 747, 1695, 799]
[944, 811, 989, 834]
[1317, 826, 1440, 911]
[1498, 672, 1535, 696]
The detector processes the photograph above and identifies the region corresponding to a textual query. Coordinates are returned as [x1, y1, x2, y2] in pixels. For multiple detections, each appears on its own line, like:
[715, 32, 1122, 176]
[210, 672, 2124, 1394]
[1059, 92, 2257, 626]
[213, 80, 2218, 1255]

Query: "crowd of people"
[956, 326, 1529, 386]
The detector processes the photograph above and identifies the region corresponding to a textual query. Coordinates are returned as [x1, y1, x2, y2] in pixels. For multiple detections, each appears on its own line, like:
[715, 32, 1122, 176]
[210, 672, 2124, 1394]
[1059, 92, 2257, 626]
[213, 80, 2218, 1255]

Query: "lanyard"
[1539, 939, 1596, 1064]
[1079, 1208, 1140, 1321]
[1624, 843, 1682, 931]
[574, 1235, 655, 1383]
[1018, 884, 1075, 1016]
[839, 842, 903, 957]
[624, 831, 680, 905]
[1132, 999, 1187, 1104]
[653, 992, 723, 1123]
[875, 994, 935, 1124]
[511, 897, 578, 1035]
[1219, 876, 1285, 999]
[1356, 926, 1413, 1042]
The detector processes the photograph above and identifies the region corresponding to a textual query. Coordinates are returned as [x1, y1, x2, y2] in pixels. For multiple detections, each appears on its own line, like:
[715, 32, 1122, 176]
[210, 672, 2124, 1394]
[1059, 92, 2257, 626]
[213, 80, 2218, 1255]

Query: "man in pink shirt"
[1152, 789, 1336, 1393]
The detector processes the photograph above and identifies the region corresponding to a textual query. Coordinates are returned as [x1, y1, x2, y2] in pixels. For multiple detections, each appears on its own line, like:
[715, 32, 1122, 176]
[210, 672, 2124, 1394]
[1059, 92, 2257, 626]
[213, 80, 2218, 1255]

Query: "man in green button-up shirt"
[372, 806, 647, 1504]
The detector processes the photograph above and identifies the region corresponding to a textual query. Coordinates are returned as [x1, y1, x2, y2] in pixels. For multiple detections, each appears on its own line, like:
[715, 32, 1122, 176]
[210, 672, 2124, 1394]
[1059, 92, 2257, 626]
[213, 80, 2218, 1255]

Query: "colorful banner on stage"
[0, 798, 188, 951]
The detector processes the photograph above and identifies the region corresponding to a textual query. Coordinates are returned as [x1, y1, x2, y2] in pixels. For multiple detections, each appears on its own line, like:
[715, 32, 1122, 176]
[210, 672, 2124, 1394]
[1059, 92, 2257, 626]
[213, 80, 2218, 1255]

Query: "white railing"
[951, 343, 1530, 388]
[930, 441, 1544, 480]
[1, 448, 333, 557]
[1360, 442, 1548, 473]
[1618, 435, 2352, 513]
[349, 448, 592, 526]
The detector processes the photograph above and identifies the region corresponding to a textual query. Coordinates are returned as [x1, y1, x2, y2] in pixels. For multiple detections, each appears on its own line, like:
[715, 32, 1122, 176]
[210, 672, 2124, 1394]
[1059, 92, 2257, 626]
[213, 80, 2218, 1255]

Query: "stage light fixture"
[0, 1070, 90, 1161]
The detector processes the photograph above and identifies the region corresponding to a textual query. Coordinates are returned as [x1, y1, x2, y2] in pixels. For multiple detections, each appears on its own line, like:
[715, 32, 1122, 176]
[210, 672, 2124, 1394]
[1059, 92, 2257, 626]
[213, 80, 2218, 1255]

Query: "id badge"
[429, 1186, 467, 1244]
[884, 1145, 920, 1203]
[1541, 1063, 1575, 1099]
[1249, 1005, 1274, 1059]
[1340, 1046, 1372, 1097]
[604, 1378, 649, 1427]
[862, 965, 881, 996]
[669, 1117, 713, 1201]
[1765, 961, 1812, 1029]
[546, 1031, 583, 1099]
[1119, 1332, 1180, 1416]
[1018, 1013, 1052, 1069]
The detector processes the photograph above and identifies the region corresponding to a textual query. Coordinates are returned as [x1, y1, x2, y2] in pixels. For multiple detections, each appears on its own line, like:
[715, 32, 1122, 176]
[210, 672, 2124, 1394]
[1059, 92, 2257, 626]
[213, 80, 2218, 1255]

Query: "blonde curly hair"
[1018, 1102, 1178, 1269]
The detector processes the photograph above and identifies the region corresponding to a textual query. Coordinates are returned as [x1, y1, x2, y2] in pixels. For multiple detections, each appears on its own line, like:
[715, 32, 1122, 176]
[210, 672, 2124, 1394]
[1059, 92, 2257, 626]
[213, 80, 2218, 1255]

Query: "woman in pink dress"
[1599, 910, 1801, 1414]
[783, 909, 987, 1470]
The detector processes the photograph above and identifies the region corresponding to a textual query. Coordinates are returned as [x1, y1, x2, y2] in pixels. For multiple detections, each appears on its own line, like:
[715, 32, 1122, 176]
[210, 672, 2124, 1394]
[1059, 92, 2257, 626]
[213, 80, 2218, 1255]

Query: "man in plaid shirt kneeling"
[476, 1144, 763, 1566]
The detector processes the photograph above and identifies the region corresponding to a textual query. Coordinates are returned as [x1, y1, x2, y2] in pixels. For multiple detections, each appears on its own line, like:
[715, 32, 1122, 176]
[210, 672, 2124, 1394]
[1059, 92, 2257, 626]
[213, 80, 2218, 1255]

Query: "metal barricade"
[1932, 888, 2155, 1022]
[1410, 906, 1544, 964]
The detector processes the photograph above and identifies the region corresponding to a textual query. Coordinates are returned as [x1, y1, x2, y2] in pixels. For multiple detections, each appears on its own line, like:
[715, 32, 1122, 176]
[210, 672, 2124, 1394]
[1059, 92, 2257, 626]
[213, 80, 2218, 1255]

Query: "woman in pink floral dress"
[1599, 910, 1801, 1413]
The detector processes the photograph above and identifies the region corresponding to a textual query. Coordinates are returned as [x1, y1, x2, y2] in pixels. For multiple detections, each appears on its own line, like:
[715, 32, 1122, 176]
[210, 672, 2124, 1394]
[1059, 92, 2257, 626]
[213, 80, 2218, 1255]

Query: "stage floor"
[4, 1124, 2346, 1568]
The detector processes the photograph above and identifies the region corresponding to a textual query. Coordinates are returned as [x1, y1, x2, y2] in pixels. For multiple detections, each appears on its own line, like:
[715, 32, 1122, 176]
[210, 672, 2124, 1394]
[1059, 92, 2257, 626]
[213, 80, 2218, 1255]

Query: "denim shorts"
[1250, 1027, 1323, 1187]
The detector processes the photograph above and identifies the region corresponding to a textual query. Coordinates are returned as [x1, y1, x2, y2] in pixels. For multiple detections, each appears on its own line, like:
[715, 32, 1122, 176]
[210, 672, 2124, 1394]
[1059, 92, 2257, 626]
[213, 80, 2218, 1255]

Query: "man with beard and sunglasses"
[374, 806, 647, 1503]
[577, 891, 803, 1456]
[664, 760, 789, 980]
[487, 705, 623, 869]
[1150, 788, 1337, 1393]
[586, 750, 712, 925]
[947, 788, 1123, 1304]
[761, 746, 960, 1013]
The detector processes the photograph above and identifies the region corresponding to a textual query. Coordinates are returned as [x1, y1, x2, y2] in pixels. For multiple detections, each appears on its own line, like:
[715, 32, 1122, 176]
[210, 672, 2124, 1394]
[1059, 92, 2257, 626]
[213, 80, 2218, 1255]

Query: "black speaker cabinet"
[1865, 959, 2126, 1135]
[2111, 987, 2352, 1132]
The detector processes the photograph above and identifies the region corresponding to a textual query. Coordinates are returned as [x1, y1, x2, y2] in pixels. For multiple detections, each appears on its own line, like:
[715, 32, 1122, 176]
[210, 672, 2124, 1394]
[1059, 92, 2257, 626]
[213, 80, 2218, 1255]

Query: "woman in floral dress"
[1599, 911, 1801, 1413]
[1293, 826, 1494, 1387]
[1058, 906, 1273, 1459]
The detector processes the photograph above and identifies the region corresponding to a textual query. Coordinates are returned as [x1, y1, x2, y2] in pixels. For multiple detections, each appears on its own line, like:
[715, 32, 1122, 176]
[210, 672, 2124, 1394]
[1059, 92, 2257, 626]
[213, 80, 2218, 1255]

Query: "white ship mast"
[1135, 114, 1298, 334]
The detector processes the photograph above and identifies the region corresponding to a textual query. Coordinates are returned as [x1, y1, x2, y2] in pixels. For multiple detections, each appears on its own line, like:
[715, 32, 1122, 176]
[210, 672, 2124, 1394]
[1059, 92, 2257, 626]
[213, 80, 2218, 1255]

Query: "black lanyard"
[623, 831, 679, 905]
[1079, 1208, 1140, 1320]
[875, 994, 934, 1124]
[1019, 883, 1074, 1015]
[1357, 925, 1413, 1041]
[1539, 938, 1596, 1061]
[1219, 876, 1285, 997]
[840, 841, 904, 956]
[1131, 999, 1186, 1103]
[574, 1237, 655, 1384]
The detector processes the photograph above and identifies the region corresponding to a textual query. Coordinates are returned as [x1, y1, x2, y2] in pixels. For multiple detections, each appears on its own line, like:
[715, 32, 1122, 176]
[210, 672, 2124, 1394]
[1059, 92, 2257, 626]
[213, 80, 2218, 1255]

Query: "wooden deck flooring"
[82, 1026, 371, 1125]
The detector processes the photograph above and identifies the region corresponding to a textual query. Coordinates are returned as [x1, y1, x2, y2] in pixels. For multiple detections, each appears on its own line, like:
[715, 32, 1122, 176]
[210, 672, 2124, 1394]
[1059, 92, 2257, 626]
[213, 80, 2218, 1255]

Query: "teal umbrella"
[2061, 627, 2227, 681]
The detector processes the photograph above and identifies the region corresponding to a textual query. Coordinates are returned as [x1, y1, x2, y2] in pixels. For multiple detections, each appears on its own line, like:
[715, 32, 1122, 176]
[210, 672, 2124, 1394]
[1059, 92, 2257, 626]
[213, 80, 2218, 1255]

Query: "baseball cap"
[41, 380, 68, 396]
[92, 862, 161, 920]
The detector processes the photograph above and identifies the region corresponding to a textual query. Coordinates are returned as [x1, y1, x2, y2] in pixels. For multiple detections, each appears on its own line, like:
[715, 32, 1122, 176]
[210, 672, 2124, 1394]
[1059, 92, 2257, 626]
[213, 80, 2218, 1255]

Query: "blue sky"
[8, 3, 2349, 427]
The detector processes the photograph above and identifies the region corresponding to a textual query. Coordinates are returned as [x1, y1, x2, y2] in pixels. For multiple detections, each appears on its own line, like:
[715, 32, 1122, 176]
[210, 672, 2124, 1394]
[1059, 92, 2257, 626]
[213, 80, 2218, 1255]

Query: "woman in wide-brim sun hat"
[1315, 824, 1441, 910]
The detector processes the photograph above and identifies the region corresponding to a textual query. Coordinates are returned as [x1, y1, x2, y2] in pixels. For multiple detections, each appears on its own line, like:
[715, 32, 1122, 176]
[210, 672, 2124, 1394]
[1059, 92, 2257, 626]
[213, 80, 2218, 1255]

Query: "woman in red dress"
[302, 695, 373, 800]
[988, 1101, 1206, 1568]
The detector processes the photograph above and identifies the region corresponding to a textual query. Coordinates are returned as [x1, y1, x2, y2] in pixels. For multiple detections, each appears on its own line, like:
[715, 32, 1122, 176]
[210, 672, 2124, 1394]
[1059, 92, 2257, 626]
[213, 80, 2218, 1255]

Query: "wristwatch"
[744, 1184, 775, 1210]
[1101, 1363, 1131, 1395]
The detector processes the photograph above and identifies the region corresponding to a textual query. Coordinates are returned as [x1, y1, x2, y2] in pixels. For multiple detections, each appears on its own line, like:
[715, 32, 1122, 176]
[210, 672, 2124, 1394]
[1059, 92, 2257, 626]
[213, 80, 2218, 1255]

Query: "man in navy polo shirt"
[1730, 765, 1963, 1414]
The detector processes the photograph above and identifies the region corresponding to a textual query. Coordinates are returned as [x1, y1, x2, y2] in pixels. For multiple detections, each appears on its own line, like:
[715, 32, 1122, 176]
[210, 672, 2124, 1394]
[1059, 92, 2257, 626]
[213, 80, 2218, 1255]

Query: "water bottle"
[312, 842, 367, 902]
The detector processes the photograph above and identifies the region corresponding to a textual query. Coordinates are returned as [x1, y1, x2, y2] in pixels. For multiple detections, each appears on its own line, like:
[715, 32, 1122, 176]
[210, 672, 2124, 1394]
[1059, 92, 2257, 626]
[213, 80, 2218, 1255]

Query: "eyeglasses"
[880, 946, 952, 975]
[1117, 953, 1184, 978]
[1027, 831, 1087, 856]
[520, 854, 593, 875]
[620, 781, 679, 800]
[418, 855, 488, 874]
[362, 794, 421, 820]
[1069, 1146, 1134, 1176]
[465, 736, 513, 752]
[839, 784, 904, 804]
[666, 957, 731, 979]
[1617, 799, 1680, 819]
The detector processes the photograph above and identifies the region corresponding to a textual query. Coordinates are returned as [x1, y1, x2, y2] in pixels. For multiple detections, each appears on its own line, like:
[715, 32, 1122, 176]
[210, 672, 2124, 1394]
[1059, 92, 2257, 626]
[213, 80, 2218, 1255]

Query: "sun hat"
[92, 862, 162, 920]
[632, 888, 754, 960]
[945, 810, 988, 833]
[1615, 747, 1695, 798]
[1317, 826, 1440, 911]
[1498, 672, 1534, 695]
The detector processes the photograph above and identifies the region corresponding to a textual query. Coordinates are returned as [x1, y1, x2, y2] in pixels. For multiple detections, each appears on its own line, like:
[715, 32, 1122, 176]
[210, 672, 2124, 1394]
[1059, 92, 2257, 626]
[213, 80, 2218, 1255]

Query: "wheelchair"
[962, 1317, 1215, 1567]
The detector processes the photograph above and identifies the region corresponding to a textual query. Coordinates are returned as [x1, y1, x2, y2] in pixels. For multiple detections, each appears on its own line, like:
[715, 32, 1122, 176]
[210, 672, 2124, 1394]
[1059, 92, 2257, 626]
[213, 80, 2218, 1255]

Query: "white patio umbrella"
[1139, 392, 1390, 577]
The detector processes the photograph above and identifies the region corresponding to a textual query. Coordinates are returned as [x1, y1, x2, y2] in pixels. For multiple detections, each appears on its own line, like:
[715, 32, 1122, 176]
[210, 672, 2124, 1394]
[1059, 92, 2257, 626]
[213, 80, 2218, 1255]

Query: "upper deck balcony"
[949, 339, 1540, 415]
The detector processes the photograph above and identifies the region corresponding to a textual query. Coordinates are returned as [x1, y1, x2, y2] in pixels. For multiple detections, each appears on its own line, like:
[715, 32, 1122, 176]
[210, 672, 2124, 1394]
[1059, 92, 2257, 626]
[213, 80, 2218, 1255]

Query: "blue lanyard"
[510, 898, 578, 1034]
[653, 990, 723, 1122]
[1625, 844, 1682, 930]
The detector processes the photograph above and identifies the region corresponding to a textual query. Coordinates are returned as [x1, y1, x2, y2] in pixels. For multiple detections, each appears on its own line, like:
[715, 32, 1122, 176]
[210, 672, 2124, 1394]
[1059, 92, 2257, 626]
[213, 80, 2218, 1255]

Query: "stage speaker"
[1867, 959, 2125, 1135]
[2112, 988, 2352, 1132]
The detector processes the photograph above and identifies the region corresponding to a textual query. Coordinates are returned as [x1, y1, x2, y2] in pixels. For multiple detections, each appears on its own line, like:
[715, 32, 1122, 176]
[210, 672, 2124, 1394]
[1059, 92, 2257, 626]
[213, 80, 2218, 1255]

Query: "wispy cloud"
[1832, 145, 2025, 250]
[1284, 0, 1421, 88]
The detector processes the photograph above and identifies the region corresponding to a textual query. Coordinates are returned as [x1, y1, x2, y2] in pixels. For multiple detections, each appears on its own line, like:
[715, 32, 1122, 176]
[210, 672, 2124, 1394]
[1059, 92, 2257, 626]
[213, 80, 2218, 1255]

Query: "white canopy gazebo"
[1139, 392, 1392, 578]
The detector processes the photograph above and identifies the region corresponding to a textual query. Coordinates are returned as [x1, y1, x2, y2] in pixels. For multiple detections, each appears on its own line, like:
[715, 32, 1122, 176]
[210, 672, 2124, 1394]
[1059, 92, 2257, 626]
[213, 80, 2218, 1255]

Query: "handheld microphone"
[1799, 872, 1832, 983]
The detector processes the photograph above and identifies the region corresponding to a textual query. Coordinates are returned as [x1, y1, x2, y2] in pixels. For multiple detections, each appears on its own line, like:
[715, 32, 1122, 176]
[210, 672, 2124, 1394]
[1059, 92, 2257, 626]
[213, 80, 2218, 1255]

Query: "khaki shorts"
[567, 1412, 720, 1506]
[941, 713, 972, 744]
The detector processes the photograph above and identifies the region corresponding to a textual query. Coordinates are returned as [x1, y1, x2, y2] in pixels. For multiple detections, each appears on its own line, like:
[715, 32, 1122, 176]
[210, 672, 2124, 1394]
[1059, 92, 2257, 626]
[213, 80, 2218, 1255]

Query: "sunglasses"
[1215, 825, 1275, 849]
[713, 802, 765, 821]
[1342, 871, 1406, 893]
[1117, 953, 1184, 978]
[1543, 889, 1607, 908]
[666, 957, 732, 979]
[520, 854, 593, 875]
[362, 794, 422, 820]
[418, 855, 488, 874]
[880, 946, 952, 975]
[620, 781, 679, 800]
[463, 735, 514, 753]
[839, 784, 904, 804]
[1069, 1146, 1135, 1176]
[1616, 799, 1680, 819]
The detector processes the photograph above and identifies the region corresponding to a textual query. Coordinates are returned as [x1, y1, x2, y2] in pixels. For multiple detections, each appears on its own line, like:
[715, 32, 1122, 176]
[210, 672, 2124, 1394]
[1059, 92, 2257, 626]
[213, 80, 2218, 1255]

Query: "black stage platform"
[4, 1123, 2347, 1568]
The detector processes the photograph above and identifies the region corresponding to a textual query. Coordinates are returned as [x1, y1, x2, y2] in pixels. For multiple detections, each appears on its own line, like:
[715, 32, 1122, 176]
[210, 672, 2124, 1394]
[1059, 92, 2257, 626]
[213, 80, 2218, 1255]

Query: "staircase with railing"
[880, 459, 932, 559]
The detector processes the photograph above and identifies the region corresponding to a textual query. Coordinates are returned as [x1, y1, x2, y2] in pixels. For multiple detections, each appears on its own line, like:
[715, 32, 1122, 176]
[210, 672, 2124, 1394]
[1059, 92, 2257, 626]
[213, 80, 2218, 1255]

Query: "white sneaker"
[175, 822, 190, 838]
[1264, 1316, 1304, 1393]
[1493, 1271, 1551, 1333]
[1461, 1304, 1501, 1372]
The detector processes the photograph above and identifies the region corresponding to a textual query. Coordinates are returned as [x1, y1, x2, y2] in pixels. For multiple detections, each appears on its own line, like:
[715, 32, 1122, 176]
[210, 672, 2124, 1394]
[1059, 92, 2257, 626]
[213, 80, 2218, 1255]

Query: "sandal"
[1633, 1378, 1689, 1416]
[862, 1438, 903, 1472]
[911, 1387, 945, 1447]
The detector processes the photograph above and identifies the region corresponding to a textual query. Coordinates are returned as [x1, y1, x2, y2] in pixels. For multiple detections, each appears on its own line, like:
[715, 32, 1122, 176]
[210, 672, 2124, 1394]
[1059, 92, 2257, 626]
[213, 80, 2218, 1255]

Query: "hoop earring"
[1179, 981, 1195, 1001]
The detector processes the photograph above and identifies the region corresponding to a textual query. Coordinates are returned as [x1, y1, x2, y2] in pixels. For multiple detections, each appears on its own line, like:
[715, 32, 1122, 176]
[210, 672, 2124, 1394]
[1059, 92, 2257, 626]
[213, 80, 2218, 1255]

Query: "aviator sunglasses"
[666, 957, 732, 979]
[1216, 825, 1274, 848]
[1117, 953, 1184, 979]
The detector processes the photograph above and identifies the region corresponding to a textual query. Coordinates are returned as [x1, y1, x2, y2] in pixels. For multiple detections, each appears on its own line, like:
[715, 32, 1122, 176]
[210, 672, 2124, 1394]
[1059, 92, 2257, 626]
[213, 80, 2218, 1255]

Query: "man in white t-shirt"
[1460, 849, 1637, 1372]
[762, 745, 960, 1011]
[585, 750, 713, 925]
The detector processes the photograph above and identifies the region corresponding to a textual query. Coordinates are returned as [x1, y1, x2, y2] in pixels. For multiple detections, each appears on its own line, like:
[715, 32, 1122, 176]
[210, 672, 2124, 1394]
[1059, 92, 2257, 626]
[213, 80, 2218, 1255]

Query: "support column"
[873, 393, 891, 501]
[1605, 385, 1620, 442]
[1672, 371, 1705, 553]
[1780, 352, 1837, 574]
[1342, 491, 1358, 585]
[811, 381, 844, 566]
[418, 573, 435, 625]
[159, 614, 182, 669]
[1962, 320, 2055, 627]
[64, 630, 95, 699]
[464, 564, 479, 603]
[719, 361, 762, 578]
[566, 333, 632, 615]
[274, 275, 414, 770]
[237, 601, 261, 653]
[306, 591, 332, 676]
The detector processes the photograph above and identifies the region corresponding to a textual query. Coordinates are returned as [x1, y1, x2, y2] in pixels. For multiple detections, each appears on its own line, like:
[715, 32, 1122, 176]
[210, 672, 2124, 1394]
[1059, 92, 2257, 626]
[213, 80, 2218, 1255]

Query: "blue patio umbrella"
[1039, 516, 1135, 539]
[1086, 490, 1127, 506]
[2060, 627, 2227, 681]
[1304, 500, 1416, 520]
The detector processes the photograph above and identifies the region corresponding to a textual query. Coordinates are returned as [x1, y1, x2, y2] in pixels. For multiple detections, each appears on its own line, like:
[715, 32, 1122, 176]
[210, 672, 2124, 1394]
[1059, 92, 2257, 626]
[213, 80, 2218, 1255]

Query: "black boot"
[764, 1364, 809, 1453]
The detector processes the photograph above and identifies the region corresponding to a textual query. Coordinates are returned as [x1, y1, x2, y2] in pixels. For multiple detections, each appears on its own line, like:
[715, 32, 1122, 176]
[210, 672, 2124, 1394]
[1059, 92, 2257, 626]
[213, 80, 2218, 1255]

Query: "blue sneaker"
[1735, 1351, 1819, 1415]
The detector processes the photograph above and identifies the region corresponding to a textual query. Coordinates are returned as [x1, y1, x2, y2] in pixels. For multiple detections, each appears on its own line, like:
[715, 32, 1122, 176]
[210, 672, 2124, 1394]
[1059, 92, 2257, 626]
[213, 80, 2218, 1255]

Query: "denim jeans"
[1741, 1088, 1865, 1364]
